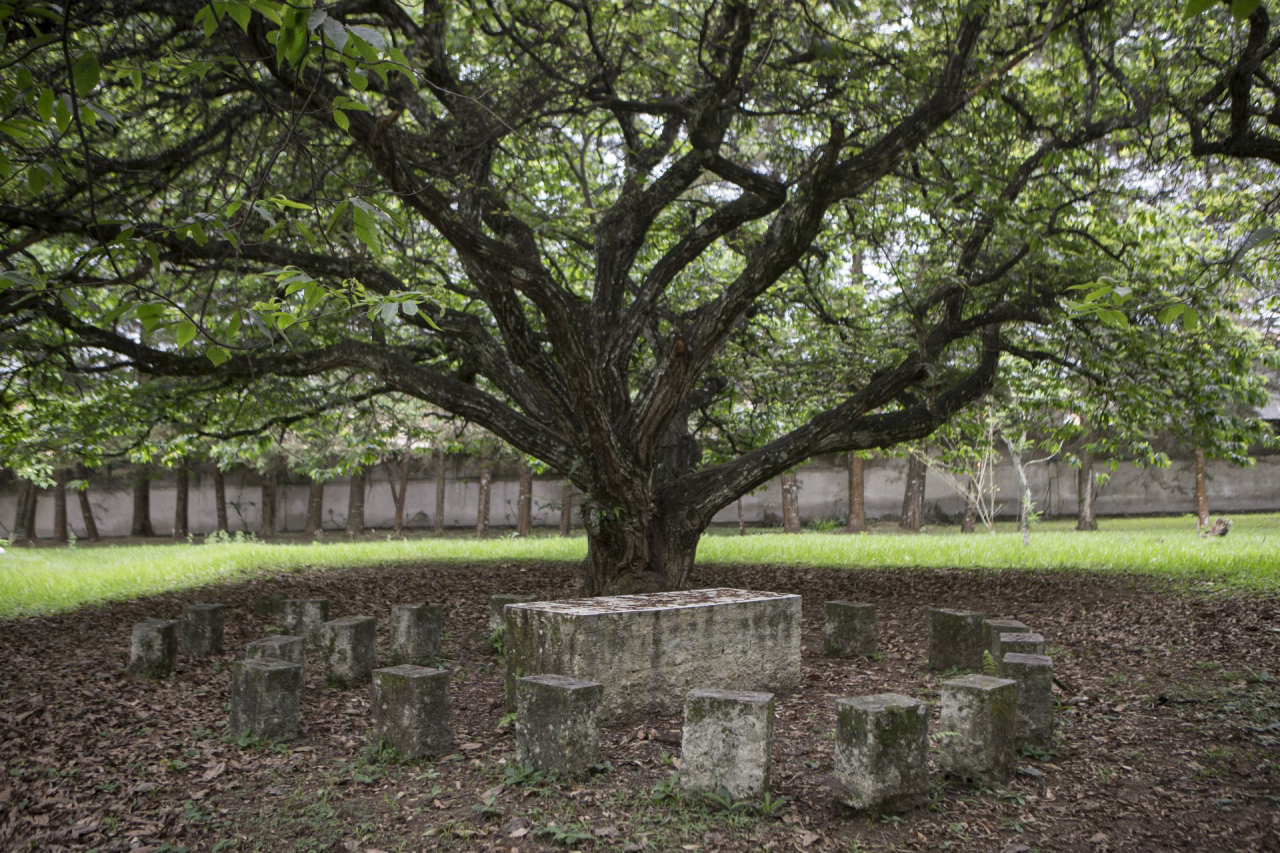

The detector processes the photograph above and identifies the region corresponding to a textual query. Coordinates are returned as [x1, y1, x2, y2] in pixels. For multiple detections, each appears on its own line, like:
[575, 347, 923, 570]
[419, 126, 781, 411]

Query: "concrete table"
[503, 588, 801, 722]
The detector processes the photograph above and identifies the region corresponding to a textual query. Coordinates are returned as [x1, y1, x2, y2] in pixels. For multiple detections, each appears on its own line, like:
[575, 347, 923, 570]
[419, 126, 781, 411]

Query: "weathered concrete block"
[1001, 653, 1054, 749]
[997, 632, 1044, 663]
[505, 589, 801, 722]
[246, 635, 306, 669]
[834, 693, 930, 814]
[251, 596, 284, 618]
[928, 609, 985, 671]
[371, 665, 452, 758]
[281, 599, 329, 648]
[488, 594, 535, 634]
[319, 615, 377, 688]
[389, 603, 443, 666]
[230, 659, 303, 740]
[824, 601, 877, 658]
[982, 618, 1029, 662]
[939, 675, 1019, 784]
[179, 603, 226, 656]
[681, 689, 775, 800]
[515, 674, 603, 774]
[128, 619, 178, 677]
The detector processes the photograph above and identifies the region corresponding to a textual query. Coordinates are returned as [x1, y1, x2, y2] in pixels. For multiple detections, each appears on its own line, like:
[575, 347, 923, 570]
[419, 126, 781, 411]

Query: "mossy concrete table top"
[503, 588, 801, 722]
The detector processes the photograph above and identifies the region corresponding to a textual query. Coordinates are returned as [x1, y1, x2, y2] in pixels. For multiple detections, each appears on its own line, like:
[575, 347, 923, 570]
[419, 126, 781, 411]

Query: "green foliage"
[982, 651, 1000, 676]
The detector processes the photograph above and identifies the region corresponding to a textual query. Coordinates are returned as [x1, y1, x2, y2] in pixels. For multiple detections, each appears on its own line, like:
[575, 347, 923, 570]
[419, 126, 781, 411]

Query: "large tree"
[0, 0, 1264, 591]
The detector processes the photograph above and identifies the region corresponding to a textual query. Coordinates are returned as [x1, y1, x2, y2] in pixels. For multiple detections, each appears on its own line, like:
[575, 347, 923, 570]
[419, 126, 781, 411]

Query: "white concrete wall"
[2, 450, 1278, 539]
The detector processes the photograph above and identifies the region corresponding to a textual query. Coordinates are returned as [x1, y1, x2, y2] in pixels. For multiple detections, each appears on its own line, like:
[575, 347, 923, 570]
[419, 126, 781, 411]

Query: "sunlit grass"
[1, 514, 1277, 619]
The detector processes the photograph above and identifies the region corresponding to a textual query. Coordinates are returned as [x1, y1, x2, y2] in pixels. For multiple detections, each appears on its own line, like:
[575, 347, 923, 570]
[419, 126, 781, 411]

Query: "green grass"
[1, 514, 1277, 619]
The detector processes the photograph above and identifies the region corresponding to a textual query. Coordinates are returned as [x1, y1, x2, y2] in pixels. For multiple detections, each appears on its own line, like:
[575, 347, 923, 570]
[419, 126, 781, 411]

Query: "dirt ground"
[1, 560, 1277, 853]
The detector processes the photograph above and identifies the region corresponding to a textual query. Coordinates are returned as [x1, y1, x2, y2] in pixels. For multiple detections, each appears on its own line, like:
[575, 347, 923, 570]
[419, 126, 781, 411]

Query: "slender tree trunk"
[559, 482, 573, 537]
[306, 478, 325, 536]
[131, 469, 155, 538]
[475, 457, 492, 538]
[1002, 436, 1032, 546]
[24, 483, 39, 543]
[516, 461, 533, 537]
[780, 472, 801, 533]
[385, 454, 412, 536]
[173, 466, 189, 540]
[899, 449, 927, 532]
[433, 450, 446, 534]
[1194, 449, 1209, 530]
[846, 454, 866, 532]
[1076, 455, 1097, 531]
[11, 479, 35, 545]
[76, 467, 100, 541]
[737, 497, 745, 536]
[52, 469, 68, 544]
[347, 469, 366, 537]
[214, 468, 229, 533]
[961, 476, 978, 533]
[260, 469, 278, 537]
[396, 453, 411, 535]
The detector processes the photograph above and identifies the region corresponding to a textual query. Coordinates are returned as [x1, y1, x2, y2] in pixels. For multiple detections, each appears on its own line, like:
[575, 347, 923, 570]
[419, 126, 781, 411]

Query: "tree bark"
[433, 450, 446, 534]
[1194, 449, 1209, 529]
[346, 469, 366, 536]
[559, 482, 573, 537]
[260, 469, 278, 537]
[780, 472, 801, 533]
[173, 466, 189, 540]
[131, 469, 155, 538]
[11, 479, 35, 545]
[385, 453, 412, 536]
[76, 467, 100, 541]
[214, 468, 229, 533]
[516, 461, 533, 537]
[475, 458, 492, 538]
[846, 454, 866, 532]
[1002, 436, 1032, 545]
[961, 476, 978, 533]
[899, 449, 927, 532]
[1076, 455, 1097, 531]
[306, 478, 325, 536]
[737, 497, 745, 536]
[52, 469, 68, 544]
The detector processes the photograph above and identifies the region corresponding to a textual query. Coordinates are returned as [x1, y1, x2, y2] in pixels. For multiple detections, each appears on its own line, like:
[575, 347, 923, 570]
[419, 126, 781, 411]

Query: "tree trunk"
[260, 470, 278, 537]
[516, 461, 533, 537]
[11, 479, 35, 545]
[846, 454, 866, 532]
[780, 472, 801, 533]
[899, 450, 927, 532]
[347, 469, 366, 536]
[385, 453, 412, 537]
[1076, 455, 1097, 531]
[961, 476, 978, 533]
[306, 478, 325, 536]
[737, 498, 745, 536]
[214, 468, 229, 533]
[475, 460, 492, 538]
[23, 483, 38, 543]
[131, 469, 155, 538]
[559, 482, 573, 536]
[581, 499, 706, 595]
[173, 466, 189, 540]
[1002, 436, 1032, 546]
[1194, 449, 1209, 530]
[76, 468, 100, 542]
[433, 450, 446, 534]
[52, 469, 68, 544]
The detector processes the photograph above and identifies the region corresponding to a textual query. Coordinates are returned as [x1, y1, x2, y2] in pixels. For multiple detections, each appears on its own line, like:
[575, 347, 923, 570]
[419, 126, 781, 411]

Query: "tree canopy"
[1, 0, 1277, 591]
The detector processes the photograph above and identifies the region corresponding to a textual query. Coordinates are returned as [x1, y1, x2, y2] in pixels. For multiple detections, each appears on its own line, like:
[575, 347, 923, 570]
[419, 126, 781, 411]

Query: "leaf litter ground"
[1, 560, 1277, 852]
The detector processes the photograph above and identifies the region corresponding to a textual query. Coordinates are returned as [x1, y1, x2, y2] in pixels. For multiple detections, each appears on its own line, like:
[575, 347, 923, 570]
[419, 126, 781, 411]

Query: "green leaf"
[333, 108, 349, 131]
[1231, 0, 1260, 20]
[206, 346, 230, 366]
[175, 320, 198, 347]
[72, 53, 100, 97]
[225, 2, 252, 32]
[1182, 0, 1218, 17]
[37, 88, 54, 122]
[349, 70, 368, 91]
